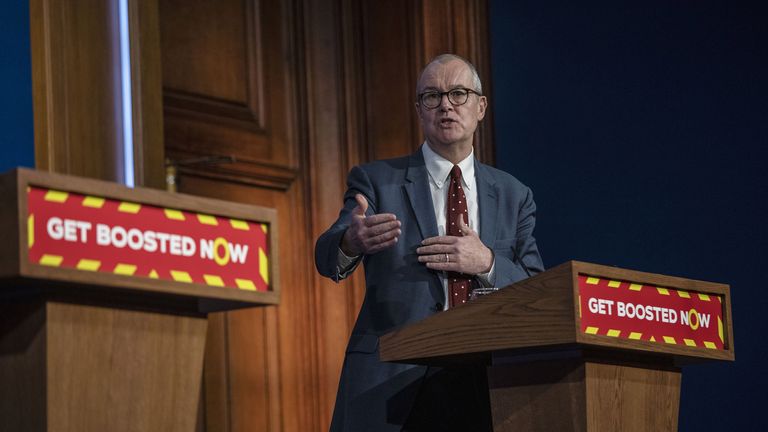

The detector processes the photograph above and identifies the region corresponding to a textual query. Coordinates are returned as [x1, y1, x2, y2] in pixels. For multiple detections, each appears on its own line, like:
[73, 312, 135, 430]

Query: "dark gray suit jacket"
[315, 147, 544, 431]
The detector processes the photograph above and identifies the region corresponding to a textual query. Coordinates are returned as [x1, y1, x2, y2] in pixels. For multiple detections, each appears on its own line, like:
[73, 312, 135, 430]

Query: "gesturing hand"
[341, 194, 401, 256]
[416, 214, 493, 275]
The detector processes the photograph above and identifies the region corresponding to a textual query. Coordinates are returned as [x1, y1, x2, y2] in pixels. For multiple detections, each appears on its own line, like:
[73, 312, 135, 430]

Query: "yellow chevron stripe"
[28, 214, 34, 248]
[44, 190, 68, 203]
[230, 219, 250, 231]
[40, 254, 63, 266]
[82, 196, 105, 208]
[676, 290, 691, 298]
[650, 336, 656, 342]
[657, 287, 670, 295]
[703, 341, 717, 349]
[76, 259, 101, 271]
[170, 270, 192, 283]
[586, 277, 599, 285]
[698, 293, 711, 301]
[203, 274, 225, 287]
[629, 283, 642, 291]
[606, 329, 621, 337]
[259, 247, 269, 285]
[197, 214, 218, 226]
[261, 223, 268, 233]
[683, 339, 697, 347]
[608, 280, 621, 288]
[118, 202, 141, 213]
[663, 336, 677, 345]
[585, 327, 599, 335]
[113, 263, 137, 276]
[236, 278, 256, 291]
[164, 209, 185, 221]
[148, 269, 159, 279]
[628, 332, 643, 340]
[718, 317, 724, 343]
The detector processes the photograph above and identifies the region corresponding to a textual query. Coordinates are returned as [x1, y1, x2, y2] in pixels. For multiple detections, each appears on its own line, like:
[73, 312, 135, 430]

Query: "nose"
[438, 93, 453, 111]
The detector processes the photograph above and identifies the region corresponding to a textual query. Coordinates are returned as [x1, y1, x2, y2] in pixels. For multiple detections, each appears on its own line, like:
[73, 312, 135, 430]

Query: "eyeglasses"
[417, 88, 481, 109]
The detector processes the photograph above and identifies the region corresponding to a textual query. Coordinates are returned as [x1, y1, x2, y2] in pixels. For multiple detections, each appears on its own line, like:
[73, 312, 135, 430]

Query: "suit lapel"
[475, 161, 499, 247]
[403, 149, 439, 241]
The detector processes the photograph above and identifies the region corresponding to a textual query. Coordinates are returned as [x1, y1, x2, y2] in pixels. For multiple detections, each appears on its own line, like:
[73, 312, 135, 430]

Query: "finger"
[417, 250, 461, 263]
[364, 213, 399, 226]
[352, 194, 368, 216]
[425, 261, 459, 272]
[366, 228, 401, 247]
[367, 221, 401, 237]
[416, 244, 454, 255]
[417, 253, 446, 263]
[458, 214, 476, 236]
[421, 235, 458, 246]
[366, 236, 399, 254]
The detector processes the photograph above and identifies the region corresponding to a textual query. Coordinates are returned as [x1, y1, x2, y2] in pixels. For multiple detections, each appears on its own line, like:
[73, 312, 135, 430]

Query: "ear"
[476, 96, 488, 121]
[414, 102, 423, 119]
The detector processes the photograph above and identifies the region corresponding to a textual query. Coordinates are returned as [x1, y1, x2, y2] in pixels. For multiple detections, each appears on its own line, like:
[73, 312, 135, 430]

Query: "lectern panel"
[578, 275, 726, 350]
[1, 168, 279, 311]
[28, 186, 270, 292]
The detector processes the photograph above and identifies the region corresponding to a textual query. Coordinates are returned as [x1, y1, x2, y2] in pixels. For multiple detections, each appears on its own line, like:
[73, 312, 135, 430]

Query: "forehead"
[417, 60, 474, 91]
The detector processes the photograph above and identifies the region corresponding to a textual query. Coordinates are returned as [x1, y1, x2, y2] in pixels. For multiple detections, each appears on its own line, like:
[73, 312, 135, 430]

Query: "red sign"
[27, 187, 270, 292]
[578, 274, 724, 350]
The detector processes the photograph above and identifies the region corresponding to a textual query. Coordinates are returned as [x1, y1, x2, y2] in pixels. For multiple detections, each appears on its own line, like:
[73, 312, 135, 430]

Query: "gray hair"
[417, 54, 483, 95]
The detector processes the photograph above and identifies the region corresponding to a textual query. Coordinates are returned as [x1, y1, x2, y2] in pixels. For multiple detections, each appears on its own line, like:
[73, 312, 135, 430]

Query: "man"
[315, 54, 544, 431]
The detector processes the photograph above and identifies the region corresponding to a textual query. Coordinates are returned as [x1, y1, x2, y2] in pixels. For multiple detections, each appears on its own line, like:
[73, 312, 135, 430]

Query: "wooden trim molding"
[129, 0, 167, 189]
[30, 0, 124, 181]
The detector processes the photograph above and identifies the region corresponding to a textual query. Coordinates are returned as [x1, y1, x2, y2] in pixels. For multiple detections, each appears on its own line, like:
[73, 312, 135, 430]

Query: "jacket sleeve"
[314, 165, 376, 282]
[492, 186, 545, 288]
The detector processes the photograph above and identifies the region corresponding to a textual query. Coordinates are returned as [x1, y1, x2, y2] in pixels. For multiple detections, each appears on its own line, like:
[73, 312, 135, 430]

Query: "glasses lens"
[448, 89, 469, 105]
[421, 92, 441, 108]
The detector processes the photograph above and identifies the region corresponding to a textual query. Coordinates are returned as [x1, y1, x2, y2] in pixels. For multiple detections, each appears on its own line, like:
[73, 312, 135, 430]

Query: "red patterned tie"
[447, 165, 472, 307]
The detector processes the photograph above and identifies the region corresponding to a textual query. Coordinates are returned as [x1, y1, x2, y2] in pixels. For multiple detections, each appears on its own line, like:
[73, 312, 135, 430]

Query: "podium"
[0, 169, 278, 432]
[380, 261, 734, 431]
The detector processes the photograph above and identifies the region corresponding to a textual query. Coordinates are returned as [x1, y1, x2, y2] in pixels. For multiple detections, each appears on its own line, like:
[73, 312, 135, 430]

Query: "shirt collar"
[421, 142, 475, 190]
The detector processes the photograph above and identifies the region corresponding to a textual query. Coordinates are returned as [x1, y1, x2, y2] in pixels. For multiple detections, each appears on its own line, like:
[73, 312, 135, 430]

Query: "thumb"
[458, 213, 476, 236]
[352, 193, 369, 217]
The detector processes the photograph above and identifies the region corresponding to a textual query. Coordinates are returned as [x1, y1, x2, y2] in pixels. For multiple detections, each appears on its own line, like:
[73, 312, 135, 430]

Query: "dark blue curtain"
[490, 1, 768, 430]
[1, 1, 34, 172]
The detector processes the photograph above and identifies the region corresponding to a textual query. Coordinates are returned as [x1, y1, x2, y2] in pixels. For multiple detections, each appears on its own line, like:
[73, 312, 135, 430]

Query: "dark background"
[490, 0, 767, 430]
[0, 0, 33, 171]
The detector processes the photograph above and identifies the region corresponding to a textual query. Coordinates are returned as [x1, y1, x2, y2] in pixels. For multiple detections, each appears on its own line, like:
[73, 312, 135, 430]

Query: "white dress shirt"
[421, 143, 496, 308]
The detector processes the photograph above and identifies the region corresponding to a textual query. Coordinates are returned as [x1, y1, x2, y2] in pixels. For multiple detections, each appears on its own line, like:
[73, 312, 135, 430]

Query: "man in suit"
[315, 54, 544, 431]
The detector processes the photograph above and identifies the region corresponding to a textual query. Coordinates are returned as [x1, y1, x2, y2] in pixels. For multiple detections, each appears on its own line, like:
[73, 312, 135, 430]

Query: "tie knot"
[450, 165, 462, 181]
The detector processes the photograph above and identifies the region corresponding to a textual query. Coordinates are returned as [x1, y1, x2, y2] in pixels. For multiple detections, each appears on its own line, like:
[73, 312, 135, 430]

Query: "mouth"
[439, 118, 457, 127]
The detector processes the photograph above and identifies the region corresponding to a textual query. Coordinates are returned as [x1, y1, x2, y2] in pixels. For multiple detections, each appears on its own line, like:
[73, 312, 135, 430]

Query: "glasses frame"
[417, 87, 482, 109]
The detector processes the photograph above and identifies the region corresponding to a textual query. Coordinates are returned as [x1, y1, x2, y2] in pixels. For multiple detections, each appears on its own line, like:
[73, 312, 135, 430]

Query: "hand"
[416, 214, 493, 275]
[341, 194, 401, 256]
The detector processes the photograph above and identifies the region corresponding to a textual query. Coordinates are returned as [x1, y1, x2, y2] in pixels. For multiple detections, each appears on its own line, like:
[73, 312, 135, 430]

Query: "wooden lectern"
[380, 261, 734, 432]
[0, 169, 278, 432]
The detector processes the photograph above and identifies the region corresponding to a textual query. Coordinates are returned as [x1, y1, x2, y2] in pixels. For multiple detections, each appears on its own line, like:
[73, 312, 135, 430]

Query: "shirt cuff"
[336, 247, 361, 278]
[475, 258, 496, 288]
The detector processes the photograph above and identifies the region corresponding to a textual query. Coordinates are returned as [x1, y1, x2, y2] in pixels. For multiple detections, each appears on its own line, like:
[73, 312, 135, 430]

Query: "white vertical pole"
[118, 0, 135, 187]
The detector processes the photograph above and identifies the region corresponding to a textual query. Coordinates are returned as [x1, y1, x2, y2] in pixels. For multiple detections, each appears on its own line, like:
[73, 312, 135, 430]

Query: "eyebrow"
[419, 86, 469, 93]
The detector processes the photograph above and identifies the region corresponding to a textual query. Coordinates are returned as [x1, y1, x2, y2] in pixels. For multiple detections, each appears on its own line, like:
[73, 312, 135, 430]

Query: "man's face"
[415, 60, 487, 152]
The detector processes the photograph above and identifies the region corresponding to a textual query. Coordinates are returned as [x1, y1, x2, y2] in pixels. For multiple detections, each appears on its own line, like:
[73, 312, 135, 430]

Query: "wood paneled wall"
[30, 0, 124, 181]
[31, 0, 493, 430]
